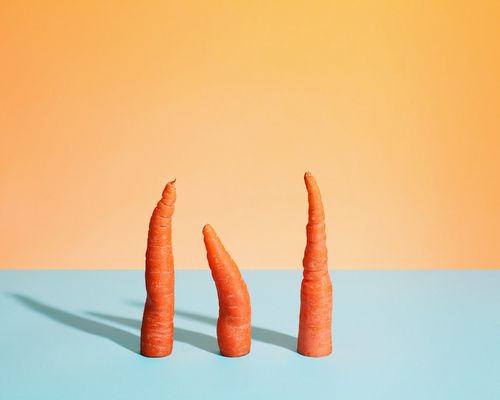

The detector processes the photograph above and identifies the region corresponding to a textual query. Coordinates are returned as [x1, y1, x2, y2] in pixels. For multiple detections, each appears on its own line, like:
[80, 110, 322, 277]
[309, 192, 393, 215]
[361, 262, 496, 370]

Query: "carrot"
[140, 180, 176, 357]
[297, 172, 333, 357]
[203, 224, 251, 357]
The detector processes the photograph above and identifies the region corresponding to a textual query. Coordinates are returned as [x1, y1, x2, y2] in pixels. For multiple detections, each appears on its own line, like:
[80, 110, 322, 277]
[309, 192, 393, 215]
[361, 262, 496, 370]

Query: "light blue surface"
[1, 270, 499, 399]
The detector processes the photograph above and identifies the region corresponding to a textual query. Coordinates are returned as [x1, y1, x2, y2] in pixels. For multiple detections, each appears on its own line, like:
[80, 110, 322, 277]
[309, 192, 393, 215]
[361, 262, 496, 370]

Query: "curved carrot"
[297, 172, 333, 357]
[203, 224, 251, 357]
[140, 180, 176, 357]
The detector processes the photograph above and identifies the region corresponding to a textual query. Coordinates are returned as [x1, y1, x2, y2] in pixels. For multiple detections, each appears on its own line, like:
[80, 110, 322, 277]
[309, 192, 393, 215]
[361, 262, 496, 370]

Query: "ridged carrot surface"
[203, 224, 251, 357]
[297, 172, 333, 357]
[140, 180, 176, 357]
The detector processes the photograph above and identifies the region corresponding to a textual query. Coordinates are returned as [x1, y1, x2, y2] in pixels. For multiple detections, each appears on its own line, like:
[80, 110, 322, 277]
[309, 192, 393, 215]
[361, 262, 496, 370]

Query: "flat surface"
[1, 270, 499, 400]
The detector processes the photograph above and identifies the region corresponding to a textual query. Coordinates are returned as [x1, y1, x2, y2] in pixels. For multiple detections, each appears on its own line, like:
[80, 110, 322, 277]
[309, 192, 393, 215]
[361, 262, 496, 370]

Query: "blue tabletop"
[1, 270, 499, 399]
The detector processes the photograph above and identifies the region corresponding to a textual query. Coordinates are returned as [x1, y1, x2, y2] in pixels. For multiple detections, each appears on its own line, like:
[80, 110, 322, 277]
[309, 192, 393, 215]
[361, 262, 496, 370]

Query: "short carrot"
[203, 224, 251, 357]
[297, 172, 333, 357]
[140, 180, 176, 357]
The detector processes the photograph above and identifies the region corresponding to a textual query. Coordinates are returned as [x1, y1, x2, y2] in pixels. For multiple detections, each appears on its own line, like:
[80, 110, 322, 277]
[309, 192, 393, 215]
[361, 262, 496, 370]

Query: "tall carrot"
[140, 180, 176, 357]
[203, 224, 251, 357]
[297, 172, 333, 357]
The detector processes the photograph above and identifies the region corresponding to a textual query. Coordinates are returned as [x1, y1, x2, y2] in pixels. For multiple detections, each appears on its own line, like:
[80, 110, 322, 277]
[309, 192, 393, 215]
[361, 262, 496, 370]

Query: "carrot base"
[297, 344, 332, 358]
[140, 346, 173, 358]
[217, 320, 251, 357]
[297, 274, 332, 358]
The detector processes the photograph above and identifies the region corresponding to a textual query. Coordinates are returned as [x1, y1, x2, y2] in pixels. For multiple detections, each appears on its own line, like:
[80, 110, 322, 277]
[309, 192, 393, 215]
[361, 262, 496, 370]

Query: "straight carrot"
[297, 172, 333, 357]
[140, 180, 176, 357]
[203, 224, 251, 357]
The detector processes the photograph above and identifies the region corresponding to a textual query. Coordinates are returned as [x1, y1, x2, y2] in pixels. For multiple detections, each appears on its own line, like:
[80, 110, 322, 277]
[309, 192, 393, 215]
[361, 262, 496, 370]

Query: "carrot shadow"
[175, 309, 297, 352]
[125, 300, 297, 352]
[87, 312, 219, 354]
[10, 294, 139, 354]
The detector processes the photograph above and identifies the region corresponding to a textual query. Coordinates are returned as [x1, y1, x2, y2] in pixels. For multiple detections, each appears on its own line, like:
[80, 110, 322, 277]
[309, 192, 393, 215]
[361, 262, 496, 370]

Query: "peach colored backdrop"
[1, 1, 499, 269]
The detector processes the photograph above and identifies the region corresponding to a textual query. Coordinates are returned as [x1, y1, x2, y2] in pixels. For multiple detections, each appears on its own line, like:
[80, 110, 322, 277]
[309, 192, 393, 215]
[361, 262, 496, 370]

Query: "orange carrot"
[203, 224, 251, 357]
[140, 180, 176, 357]
[297, 172, 333, 357]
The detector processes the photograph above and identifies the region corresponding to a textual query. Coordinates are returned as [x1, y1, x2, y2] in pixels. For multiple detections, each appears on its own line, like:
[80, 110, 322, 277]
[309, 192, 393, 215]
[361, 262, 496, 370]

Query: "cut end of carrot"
[297, 346, 332, 358]
[304, 171, 312, 177]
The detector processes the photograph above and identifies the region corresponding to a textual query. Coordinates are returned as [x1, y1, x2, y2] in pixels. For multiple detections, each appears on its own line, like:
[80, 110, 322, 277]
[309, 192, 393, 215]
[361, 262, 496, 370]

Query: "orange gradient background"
[1, 1, 499, 269]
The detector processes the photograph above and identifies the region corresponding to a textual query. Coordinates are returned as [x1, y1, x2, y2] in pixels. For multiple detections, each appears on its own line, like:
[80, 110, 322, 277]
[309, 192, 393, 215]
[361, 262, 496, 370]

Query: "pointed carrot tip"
[202, 224, 213, 234]
[161, 179, 177, 200]
[304, 171, 315, 183]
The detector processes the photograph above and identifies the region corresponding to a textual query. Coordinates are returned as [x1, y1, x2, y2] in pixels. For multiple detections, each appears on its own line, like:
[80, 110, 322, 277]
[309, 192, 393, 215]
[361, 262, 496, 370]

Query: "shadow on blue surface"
[175, 310, 297, 352]
[9, 292, 296, 355]
[10, 294, 219, 355]
[126, 300, 297, 352]
[11, 294, 139, 353]
[87, 312, 219, 354]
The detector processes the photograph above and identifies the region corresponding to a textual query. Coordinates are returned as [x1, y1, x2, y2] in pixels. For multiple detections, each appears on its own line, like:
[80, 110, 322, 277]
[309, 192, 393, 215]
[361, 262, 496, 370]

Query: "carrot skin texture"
[140, 180, 176, 357]
[203, 224, 251, 357]
[297, 172, 333, 357]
